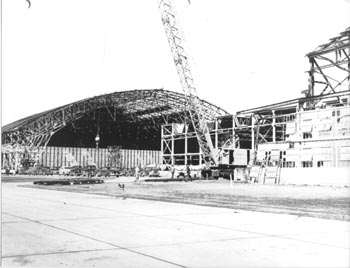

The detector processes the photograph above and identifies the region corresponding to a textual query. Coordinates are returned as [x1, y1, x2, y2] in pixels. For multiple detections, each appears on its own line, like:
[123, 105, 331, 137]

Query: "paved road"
[2, 182, 349, 267]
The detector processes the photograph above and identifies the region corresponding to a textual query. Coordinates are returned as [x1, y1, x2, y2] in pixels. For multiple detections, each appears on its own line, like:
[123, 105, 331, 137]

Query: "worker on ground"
[186, 164, 191, 180]
[170, 164, 175, 179]
[134, 165, 140, 183]
[5, 166, 10, 175]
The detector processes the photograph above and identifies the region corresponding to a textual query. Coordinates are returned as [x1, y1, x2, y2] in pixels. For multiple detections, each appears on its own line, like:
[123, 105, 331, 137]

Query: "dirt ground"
[19, 177, 350, 222]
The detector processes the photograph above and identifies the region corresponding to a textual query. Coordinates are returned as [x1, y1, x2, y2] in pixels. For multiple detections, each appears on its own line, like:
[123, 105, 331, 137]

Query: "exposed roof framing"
[305, 27, 350, 104]
[2, 89, 228, 148]
[237, 90, 350, 116]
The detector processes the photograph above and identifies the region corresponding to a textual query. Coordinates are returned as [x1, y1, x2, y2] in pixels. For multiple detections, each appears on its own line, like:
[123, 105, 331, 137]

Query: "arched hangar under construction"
[2, 27, 350, 186]
[1, 89, 228, 169]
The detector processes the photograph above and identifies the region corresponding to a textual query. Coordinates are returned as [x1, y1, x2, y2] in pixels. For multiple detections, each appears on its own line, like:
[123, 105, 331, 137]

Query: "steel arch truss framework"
[2, 89, 228, 153]
[306, 27, 350, 106]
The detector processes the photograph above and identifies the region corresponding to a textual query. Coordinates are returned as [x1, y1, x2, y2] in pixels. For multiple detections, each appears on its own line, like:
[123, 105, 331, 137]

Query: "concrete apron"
[2, 183, 349, 268]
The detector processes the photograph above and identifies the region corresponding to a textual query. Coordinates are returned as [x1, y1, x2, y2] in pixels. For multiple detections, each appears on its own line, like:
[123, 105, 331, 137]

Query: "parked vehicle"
[20, 165, 53, 176]
[149, 168, 160, 177]
[51, 167, 60, 175]
[83, 165, 97, 177]
[59, 166, 71, 176]
[69, 165, 83, 176]
[1, 168, 16, 175]
[118, 168, 135, 177]
[109, 168, 120, 177]
[35, 165, 53, 176]
[96, 168, 111, 177]
[140, 165, 161, 177]
[140, 167, 152, 177]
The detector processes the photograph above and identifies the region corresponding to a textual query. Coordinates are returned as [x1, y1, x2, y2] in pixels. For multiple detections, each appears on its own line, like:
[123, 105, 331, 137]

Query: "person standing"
[186, 165, 191, 179]
[170, 164, 175, 179]
[134, 165, 140, 183]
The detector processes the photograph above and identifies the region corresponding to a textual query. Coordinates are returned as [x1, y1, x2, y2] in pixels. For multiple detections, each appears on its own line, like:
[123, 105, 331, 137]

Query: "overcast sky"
[2, 0, 350, 125]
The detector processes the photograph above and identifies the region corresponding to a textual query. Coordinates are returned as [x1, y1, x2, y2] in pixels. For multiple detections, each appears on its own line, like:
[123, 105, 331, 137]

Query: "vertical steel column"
[296, 109, 301, 168]
[348, 45, 350, 91]
[251, 115, 255, 150]
[232, 115, 236, 148]
[308, 59, 315, 97]
[272, 110, 276, 143]
[171, 123, 175, 165]
[215, 119, 218, 149]
[333, 108, 338, 168]
[185, 124, 188, 165]
[161, 126, 164, 164]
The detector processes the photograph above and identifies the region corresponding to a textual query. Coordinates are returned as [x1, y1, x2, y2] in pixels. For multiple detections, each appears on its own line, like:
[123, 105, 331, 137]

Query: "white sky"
[2, 0, 350, 125]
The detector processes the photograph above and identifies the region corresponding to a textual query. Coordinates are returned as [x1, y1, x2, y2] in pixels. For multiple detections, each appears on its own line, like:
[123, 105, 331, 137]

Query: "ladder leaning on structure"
[263, 161, 282, 184]
[248, 151, 282, 184]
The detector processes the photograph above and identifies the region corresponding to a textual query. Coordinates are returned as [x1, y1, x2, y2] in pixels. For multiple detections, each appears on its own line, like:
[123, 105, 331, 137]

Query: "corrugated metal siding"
[38, 146, 161, 169]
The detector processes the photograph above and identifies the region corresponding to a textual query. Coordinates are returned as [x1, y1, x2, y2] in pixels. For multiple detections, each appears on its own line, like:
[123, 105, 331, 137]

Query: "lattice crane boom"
[158, 0, 218, 166]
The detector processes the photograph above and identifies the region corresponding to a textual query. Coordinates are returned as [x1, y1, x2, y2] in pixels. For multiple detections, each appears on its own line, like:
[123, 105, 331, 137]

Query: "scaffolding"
[162, 91, 350, 170]
[161, 115, 236, 166]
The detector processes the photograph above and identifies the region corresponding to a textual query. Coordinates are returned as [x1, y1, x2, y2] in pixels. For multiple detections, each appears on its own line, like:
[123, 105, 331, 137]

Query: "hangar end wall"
[37, 147, 161, 169]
